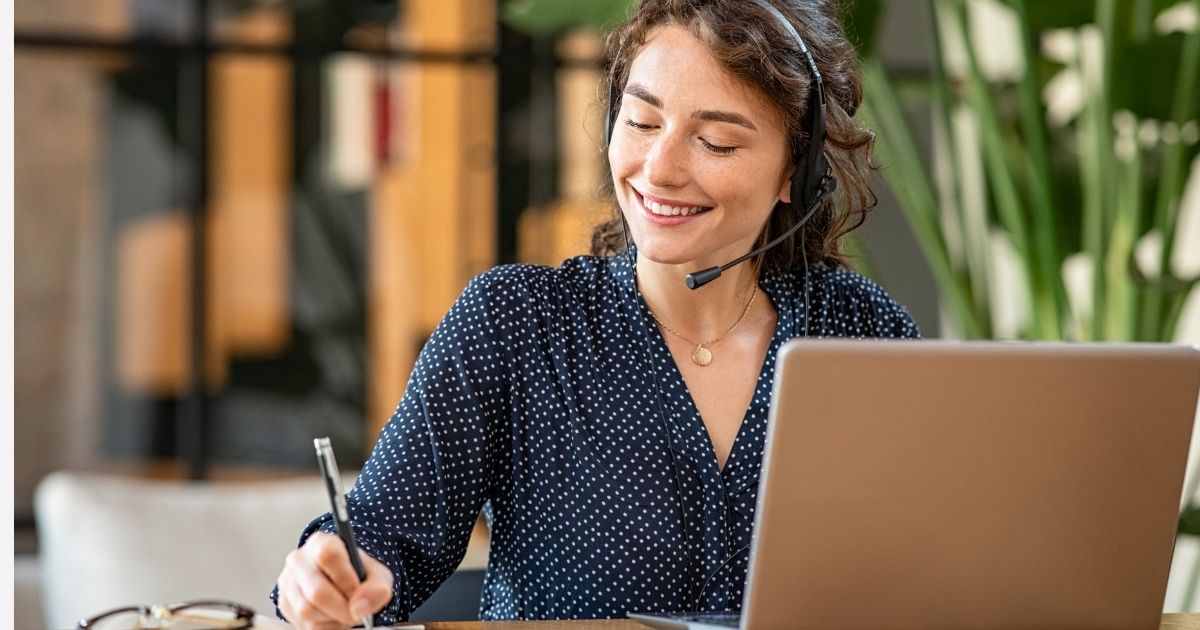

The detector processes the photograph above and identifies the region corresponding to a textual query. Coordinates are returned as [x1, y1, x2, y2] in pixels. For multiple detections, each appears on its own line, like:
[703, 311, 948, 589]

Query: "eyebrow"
[623, 84, 759, 132]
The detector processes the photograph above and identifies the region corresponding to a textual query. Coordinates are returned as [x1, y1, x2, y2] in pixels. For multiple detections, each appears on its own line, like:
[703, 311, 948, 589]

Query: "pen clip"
[314, 438, 350, 521]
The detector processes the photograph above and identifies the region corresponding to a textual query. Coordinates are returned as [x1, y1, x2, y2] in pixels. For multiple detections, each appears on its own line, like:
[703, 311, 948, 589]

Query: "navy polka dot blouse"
[273, 251, 919, 623]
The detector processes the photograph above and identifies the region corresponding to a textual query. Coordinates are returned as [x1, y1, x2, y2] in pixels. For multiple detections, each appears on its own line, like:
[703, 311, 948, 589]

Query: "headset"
[605, 0, 836, 611]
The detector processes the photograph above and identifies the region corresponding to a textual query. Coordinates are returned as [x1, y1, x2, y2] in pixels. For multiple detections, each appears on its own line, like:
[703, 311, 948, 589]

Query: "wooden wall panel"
[209, 54, 291, 361]
[116, 212, 190, 394]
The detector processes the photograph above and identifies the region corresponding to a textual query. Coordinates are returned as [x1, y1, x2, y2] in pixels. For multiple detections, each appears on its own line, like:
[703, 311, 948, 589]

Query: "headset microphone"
[683, 175, 835, 290]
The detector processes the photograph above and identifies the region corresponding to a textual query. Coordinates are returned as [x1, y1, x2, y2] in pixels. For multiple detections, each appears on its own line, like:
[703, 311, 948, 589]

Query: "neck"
[636, 253, 760, 342]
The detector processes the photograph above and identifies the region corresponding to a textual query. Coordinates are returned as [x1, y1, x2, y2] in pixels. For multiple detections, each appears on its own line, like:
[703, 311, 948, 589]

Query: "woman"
[273, 0, 920, 626]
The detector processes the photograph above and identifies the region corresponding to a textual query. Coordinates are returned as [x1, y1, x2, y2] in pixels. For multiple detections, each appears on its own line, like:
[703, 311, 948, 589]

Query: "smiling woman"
[271, 1, 920, 627]
[594, 0, 878, 275]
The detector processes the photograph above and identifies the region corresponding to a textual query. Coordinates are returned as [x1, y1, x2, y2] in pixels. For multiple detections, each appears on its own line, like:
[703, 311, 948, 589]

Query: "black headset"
[605, 0, 837, 291]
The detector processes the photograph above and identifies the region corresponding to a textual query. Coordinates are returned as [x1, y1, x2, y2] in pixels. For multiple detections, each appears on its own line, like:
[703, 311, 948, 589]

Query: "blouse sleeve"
[272, 270, 517, 624]
[815, 268, 923, 339]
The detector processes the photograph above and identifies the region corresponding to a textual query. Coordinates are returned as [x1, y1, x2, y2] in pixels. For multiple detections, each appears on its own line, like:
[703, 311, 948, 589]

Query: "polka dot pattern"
[272, 252, 919, 623]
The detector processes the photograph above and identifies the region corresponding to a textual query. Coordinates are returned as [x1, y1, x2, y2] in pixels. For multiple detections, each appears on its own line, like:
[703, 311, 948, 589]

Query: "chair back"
[35, 470, 348, 629]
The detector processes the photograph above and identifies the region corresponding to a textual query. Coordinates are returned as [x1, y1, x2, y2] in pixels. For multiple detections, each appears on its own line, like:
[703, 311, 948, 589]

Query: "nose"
[642, 132, 689, 188]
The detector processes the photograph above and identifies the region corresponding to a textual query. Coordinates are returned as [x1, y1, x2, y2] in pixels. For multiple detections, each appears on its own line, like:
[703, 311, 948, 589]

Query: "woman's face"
[608, 24, 793, 271]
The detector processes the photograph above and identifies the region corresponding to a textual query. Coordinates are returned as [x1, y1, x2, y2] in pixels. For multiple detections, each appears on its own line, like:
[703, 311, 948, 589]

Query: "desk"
[415, 615, 1200, 629]
[423, 622, 635, 630]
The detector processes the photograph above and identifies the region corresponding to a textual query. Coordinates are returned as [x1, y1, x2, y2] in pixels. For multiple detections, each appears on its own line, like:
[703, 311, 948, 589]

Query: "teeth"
[646, 197, 705, 216]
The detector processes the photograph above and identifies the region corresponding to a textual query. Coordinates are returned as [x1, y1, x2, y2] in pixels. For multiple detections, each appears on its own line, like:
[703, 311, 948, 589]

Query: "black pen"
[314, 437, 374, 630]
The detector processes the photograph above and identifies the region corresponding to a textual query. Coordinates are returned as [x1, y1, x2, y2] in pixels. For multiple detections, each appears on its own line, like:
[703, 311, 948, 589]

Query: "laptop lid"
[744, 341, 1200, 630]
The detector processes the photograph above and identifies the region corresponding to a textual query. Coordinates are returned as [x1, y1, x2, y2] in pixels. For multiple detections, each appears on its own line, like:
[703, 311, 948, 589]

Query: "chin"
[640, 252, 695, 268]
[627, 235, 697, 266]
[635, 231, 757, 270]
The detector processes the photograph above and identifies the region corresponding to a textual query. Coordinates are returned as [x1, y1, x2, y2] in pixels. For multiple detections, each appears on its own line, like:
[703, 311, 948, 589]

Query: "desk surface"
[417, 614, 1200, 629]
[423, 622, 634, 630]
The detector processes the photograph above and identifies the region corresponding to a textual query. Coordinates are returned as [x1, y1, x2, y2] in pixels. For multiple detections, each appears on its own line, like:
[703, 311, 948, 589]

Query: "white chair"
[34, 470, 350, 629]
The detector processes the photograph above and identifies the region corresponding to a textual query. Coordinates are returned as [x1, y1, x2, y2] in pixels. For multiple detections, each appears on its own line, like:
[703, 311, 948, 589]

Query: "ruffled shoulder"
[804, 266, 922, 339]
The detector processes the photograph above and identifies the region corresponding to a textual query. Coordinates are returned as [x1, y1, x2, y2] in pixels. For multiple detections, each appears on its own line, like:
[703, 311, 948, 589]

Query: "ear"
[777, 164, 796, 204]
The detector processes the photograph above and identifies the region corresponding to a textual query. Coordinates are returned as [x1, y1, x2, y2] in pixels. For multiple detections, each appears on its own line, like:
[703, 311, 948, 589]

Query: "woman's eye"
[700, 138, 737, 155]
[624, 119, 654, 130]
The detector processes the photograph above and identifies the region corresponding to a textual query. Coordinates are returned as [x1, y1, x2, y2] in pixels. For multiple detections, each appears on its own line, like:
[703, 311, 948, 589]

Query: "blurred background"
[12, 0, 1200, 625]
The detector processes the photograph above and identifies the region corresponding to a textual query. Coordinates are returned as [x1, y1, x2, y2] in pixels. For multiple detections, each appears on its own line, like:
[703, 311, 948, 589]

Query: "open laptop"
[630, 341, 1200, 629]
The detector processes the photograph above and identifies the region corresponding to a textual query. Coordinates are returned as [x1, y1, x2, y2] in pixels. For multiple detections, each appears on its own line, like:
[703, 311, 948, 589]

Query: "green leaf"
[501, 0, 633, 37]
[861, 59, 989, 338]
[1111, 33, 1195, 121]
[1181, 502, 1200, 536]
[843, 0, 885, 58]
[1014, 1, 1096, 29]
[1008, 0, 1179, 31]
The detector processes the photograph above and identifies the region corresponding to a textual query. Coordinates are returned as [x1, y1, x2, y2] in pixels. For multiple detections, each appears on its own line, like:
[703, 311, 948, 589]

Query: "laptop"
[630, 341, 1200, 629]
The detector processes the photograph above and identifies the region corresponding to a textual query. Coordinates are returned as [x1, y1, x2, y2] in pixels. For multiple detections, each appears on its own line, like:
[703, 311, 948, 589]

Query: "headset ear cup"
[804, 151, 830, 207]
[792, 149, 834, 212]
[787, 166, 806, 211]
[790, 161, 807, 211]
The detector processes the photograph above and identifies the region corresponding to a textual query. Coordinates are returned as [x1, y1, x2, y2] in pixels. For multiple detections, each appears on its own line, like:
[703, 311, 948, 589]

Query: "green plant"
[502, 0, 631, 36]
[853, 0, 1200, 341]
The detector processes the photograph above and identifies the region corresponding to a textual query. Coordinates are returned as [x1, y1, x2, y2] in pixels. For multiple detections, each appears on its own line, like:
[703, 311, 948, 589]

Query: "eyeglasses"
[76, 600, 255, 630]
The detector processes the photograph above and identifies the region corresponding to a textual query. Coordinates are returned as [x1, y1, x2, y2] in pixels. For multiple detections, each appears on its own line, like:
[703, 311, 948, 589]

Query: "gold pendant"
[692, 345, 713, 366]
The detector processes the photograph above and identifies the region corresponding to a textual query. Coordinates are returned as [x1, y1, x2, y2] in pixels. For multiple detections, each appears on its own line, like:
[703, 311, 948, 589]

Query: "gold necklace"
[647, 288, 758, 367]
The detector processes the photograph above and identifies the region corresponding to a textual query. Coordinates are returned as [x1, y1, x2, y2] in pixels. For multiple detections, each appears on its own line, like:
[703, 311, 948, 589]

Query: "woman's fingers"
[349, 550, 395, 618]
[279, 573, 345, 630]
[278, 532, 396, 628]
[278, 545, 355, 627]
[304, 532, 364, 597]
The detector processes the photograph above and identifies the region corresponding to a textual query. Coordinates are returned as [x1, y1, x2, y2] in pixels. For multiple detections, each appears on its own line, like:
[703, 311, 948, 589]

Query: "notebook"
[631, 341, 1200, 629]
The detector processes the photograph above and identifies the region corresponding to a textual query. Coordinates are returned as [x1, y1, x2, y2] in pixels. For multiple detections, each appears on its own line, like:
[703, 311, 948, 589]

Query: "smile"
[646, 198, 706, 216]
[634, 189, 713, 222]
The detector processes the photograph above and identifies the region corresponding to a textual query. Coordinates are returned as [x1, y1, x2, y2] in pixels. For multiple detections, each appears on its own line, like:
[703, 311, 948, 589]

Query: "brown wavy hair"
[591, 0, 877, 274]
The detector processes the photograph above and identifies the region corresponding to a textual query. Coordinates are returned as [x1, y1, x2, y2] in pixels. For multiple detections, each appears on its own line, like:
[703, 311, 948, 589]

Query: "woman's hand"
[277, 532, 395, 629]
